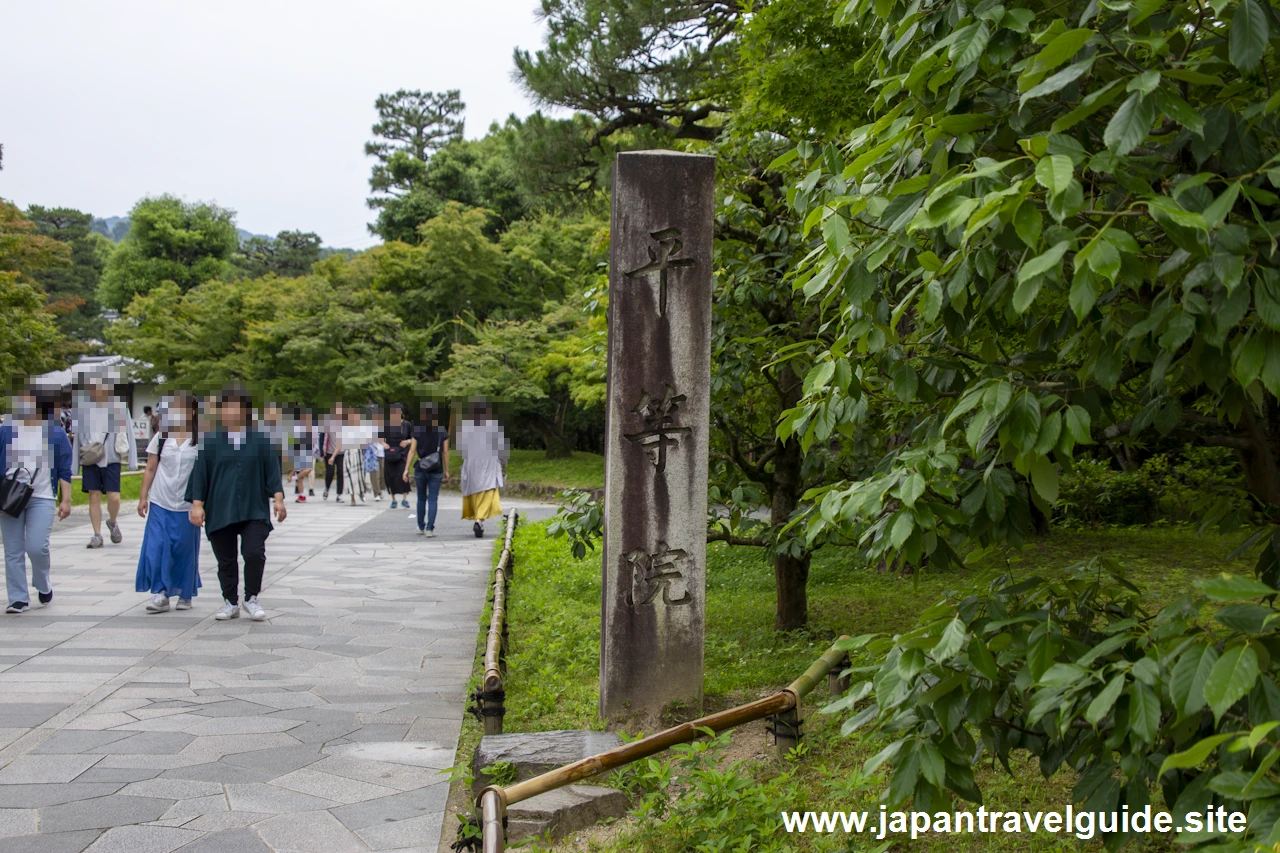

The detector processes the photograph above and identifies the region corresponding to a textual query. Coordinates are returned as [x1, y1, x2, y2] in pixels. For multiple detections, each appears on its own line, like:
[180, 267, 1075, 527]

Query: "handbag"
[417, 451, 442, 474]
[113, 429, 131, 455]
[0, 468, 37, 518]
[79, 441, 105, 466]
[384, 424, 408, 462]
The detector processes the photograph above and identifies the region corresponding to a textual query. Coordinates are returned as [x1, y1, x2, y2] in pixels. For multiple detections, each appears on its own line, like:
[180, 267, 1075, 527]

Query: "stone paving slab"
[1, 493, 556, 851]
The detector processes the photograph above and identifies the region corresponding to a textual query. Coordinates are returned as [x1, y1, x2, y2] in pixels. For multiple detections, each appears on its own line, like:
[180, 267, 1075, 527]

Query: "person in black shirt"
[322, 403, 345, 500]
[408, 402, 450, 537]
[381, 403, 414, 509]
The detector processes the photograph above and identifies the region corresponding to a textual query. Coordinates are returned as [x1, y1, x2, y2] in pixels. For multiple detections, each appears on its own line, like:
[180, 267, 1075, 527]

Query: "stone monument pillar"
[601, 150, 715, 720]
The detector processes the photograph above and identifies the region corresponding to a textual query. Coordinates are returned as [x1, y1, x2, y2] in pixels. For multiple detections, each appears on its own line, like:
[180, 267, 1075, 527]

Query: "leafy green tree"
[525, 0, 872, 630]
[734, 0, 872, 137]
[515, 0, 740, 142]
[779, 0, 1280, 569]
[366, 89, 466, 241]
[108, 273, 435, 405]
[0, 200, 73, 377]
[98, 195, 238, 310]
[362, 203, 504, 328]
[764, 0, 1280, 841]
[107, 279, 270, 392]
[25, 206, 110, 342]
[241, 276, 440, 405]
[435, 298, 602, 457]
[499, 210, 607, 315]
[233, 230, 323, 278]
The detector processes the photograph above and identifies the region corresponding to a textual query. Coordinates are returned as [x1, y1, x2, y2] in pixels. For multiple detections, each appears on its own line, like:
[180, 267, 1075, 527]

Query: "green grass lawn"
[457, 522, 1257, 852]
[448, 448, 603, 491]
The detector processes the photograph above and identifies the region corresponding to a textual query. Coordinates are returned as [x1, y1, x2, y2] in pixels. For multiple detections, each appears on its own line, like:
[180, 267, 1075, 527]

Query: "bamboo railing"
[473, 508, 519, 735]
[473, 636, 851, 852]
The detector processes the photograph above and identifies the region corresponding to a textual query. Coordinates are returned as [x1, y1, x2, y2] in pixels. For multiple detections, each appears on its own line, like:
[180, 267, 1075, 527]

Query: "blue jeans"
[1, 497, 54, 604]
[415, 470, 443, 531]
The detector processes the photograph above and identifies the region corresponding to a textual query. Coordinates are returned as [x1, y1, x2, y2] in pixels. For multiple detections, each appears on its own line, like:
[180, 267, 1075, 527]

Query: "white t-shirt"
[85, 406, 109, 442]
[340, 425, 369, 449]
[145, 434, 198, 513]
[7, 423, 54, 501]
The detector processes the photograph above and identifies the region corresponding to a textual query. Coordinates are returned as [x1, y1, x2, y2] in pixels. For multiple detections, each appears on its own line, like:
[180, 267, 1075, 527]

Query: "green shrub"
[1056, 448, 1254, 528]
[830, 550, 1280, 851]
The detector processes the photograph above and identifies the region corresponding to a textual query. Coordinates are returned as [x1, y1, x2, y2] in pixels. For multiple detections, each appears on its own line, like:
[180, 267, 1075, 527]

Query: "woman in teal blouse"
[185, 385, 286, 621]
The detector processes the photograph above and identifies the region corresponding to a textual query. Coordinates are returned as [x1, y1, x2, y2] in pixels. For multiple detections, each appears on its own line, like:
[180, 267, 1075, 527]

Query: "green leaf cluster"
[831, 554, 1280, 849]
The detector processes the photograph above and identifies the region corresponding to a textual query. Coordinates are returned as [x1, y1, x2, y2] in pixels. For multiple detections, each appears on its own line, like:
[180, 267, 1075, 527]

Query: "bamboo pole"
[828, 654, 851, 697]
[480, 788, 505, 853]
[479, 508, 519, 735]
[494, 636, 850, 808]
[475, 636, 851, 851]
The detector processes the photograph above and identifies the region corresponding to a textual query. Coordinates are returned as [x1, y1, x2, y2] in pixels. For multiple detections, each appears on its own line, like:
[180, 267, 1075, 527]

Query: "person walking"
[186, 385, 287, 622]
[335, 408, 369, 505]
[73, 379, 138, 549]
[457, 402, 506, 538]
[292, 409, 315, 502]
[381, 404, 413, 509]
[1, 390, 73, 614]
[366, 407, 386, 502]
[260, 402, 289, 496]
[136, 394, 201, 612]
[408, 402, 449, 537]
[322, 404, 345, 500]
[309, 410, 322, 498]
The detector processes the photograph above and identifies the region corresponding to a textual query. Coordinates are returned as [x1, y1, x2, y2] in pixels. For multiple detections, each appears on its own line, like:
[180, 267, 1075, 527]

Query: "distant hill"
[90, 216, 132, 242]
[90, 216, 270, 244]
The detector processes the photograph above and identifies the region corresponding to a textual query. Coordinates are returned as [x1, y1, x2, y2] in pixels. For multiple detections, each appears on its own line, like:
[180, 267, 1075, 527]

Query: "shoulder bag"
[79, 441, 105, 466]
[385, 423, 408, 462]
[416, 428, 443, 474]
[0, 468, 37, 518]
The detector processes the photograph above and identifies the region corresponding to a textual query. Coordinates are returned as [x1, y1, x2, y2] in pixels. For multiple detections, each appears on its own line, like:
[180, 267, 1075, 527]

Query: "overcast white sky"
[0, 1, 553, 249]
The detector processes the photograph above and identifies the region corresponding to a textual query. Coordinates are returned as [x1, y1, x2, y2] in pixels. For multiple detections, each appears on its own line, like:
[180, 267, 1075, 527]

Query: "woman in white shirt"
[135, 394, 202, 612]
[331, 407, 369, 506]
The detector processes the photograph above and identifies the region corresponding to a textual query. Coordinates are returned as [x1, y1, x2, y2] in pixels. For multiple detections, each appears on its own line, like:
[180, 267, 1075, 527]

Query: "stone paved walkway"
[0, 492, 555, 853]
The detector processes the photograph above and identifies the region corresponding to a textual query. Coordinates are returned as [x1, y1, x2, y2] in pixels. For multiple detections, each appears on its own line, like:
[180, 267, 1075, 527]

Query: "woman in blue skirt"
[136, 394, 202, 612]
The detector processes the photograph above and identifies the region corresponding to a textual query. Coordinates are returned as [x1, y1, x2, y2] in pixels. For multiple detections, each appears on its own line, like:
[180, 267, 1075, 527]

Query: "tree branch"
[707, 529, 769, 547]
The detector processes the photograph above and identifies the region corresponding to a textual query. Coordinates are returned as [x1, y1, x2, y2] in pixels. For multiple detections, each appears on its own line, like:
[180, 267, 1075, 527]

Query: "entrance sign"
[601, 151, 715, 719]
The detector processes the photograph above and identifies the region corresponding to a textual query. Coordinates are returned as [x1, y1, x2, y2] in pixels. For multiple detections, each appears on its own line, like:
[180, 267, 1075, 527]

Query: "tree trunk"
[1237, 404, 1280, 509]
[771, 364, 809, 632]
[1027, 485, 1051, 536]
[524, 417, 573, 459]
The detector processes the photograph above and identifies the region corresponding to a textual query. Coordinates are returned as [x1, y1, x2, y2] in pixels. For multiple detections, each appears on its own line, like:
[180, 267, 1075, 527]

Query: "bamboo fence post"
[828, 654, 851, 696]
[477, 509, 519, 735]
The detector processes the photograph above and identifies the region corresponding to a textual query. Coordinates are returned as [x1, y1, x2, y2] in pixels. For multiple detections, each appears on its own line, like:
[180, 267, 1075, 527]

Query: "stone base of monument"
[472, 729, 624, 794]
[505, 784, 629, 844]
[472, 730, 629, 842]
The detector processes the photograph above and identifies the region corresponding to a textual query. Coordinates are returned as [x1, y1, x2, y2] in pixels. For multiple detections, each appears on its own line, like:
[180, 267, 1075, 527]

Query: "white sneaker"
[214, 601, 240, 620]
[425, 530, 436, 538]
[242, 597, 266, 621]
[145, 594, 170, 613]
[375, 495, 382, 501]
[175, 599, 192, 610]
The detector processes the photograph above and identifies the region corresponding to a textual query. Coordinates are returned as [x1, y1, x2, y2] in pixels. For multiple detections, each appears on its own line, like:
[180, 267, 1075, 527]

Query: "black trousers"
[384, 458, 410, 495]
[324, 452, 345, 495]
[207, 520, 270, 604]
